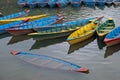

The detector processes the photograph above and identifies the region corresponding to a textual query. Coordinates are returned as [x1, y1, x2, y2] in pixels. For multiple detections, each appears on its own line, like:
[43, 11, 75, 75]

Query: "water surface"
[0, 0, 120, 80]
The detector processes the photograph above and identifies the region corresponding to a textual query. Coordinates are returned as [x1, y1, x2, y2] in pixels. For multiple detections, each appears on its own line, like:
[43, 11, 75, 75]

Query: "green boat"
[96, 18, 115, 39]
[28, 17, 98, 40]
[28, 25, 81, 40]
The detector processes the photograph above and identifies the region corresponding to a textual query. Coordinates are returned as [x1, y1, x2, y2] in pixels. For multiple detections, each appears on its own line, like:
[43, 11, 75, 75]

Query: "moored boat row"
[17, 0, 120, 8]
[0, 14, 120, 47]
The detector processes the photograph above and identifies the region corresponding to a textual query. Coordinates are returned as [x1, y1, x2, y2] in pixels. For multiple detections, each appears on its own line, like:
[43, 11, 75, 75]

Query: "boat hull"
[68, 31, 95, 45]
[6, 15, 64, 36]
[30, 29, 76, 40]
[7, 29, 34, 36]
[0, 14, 47, 24]
[104, 38, 120, 46]
[96, 18, 115, 39]
[0, 20, 26, 34]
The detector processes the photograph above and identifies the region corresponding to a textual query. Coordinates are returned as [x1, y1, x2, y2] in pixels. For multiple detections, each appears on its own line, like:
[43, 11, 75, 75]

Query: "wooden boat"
[38, 0, 49, 7]
[48, 0, 57, 8]
[67, 16, 103, 45]
[6, 15, 64, 36]
[104, 26, 120, 46]
[69, 0, 82, 7]
[17, 0, 28, 7]
[96, 18, 115, 39]
[82, 0, 96, 8]
[28, 17, 96, 40]
[56, 0, 69, 8]
[0, 10, 29, 20]
[11, 50, 89, 73]
[0, 14, 47, 24]
[96, 0, 105, 7]
[26, 0, 38, 8]
[105, 0, 113, 7]
[0, 20, 28, 34]
[33, 17, 96, 32]
[112, 0, 120, 6]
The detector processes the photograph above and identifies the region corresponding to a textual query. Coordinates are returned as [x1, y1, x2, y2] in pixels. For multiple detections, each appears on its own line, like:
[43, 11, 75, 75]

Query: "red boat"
[104, 26, 120, 46]
[6, 15, 63, 36]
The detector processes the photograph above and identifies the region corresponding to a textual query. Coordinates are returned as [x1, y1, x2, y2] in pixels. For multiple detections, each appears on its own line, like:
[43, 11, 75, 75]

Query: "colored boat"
[28, 17, 96, 40]
[17, 0, 28, 7]
[6, 15, 64, 36]
[67, 16, 103, 45]
[0, 20, 28, 34]
[11, 50, 89, 73]
[38, 0, 49, 7]
[96, 18, 115, 39]
[112, 0, 120, 6]
[105, 0, 113, 7]
[48, 0, 57, 8]
[27, 0, 38, 8]
[82, 0, 96, 8]
[69, 0, 82, 7]
[0, 14, 47, 24]
[104, 26, 120, 46]
[95, 0, 105, 8]
[0, 10, 29, 20]
[56, 0, 69, 8]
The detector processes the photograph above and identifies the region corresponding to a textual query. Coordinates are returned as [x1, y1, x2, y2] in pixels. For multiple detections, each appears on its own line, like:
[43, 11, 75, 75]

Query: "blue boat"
[17, 0, 28, 7]
[27, 0, 38, 8]
[112, 0, 120, 6]
[104, 26, 120, 46]
[69, 0, 82, 7]
[0, 10, 29, 20]
[48, 0, 57, 8]
[56, 0, 69, 8]
[0, 20, 26, 34]
[105, 0, 113, 7]
[82, 0, 96, 8]
[33, 17, 96, 32]
[6, 15, 64, 36]
[28, 17, 97, 40]
[38, 0, 49, 7]
[11, 50, 89, 73]
[96, 0, 105, 6]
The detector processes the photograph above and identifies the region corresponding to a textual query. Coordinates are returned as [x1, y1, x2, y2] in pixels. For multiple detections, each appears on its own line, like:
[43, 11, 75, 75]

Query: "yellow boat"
[0, 14, 47, 24]
[67, 16, 103, 45]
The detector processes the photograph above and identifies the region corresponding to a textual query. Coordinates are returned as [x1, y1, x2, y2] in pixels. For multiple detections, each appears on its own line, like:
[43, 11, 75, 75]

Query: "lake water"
[0, 0, 120, 80]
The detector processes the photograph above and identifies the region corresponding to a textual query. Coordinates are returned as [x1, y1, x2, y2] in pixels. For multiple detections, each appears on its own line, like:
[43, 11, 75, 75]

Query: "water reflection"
[67, 36, 96, 54]
[0, 33, 11, 39]
[7, 35, 31, 45]
[30, 36, 67, 50]
[96, 5, 105, 10]
[96, 37, 106, 49]
[104, 43, 120, 58]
